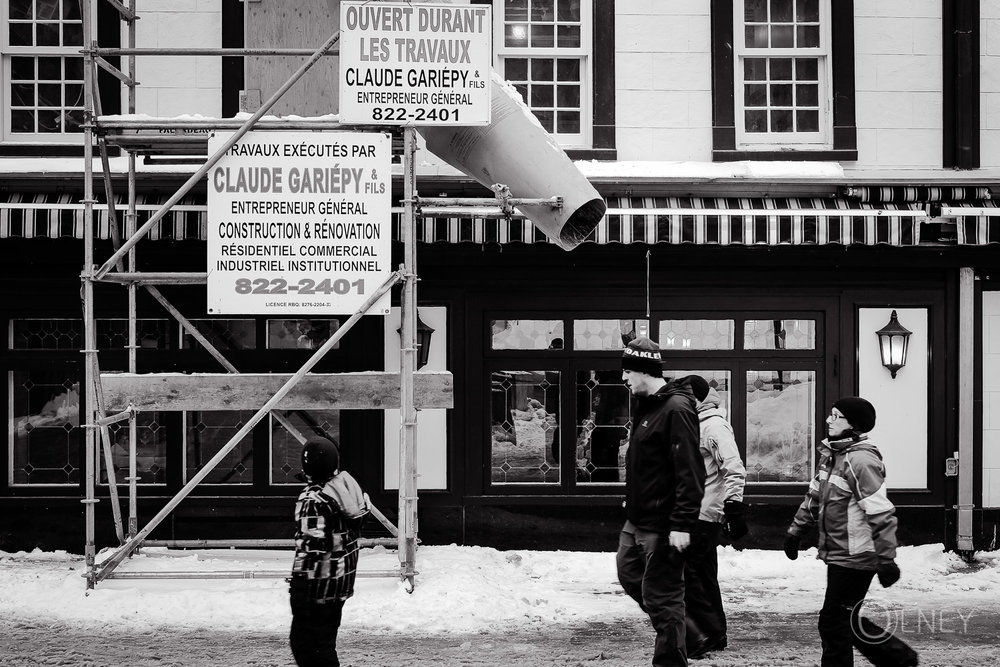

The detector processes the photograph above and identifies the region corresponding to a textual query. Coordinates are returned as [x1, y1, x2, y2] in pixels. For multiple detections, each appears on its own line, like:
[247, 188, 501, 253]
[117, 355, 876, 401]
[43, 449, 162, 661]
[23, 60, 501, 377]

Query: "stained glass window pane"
[103, 413, 168, 485]
[575, 369, 630, 484]
[491, 320, 563, 350]
[267, 319, 340, 350]
[744, 319, 816, 350]
[10, 319, 81, 350]
[745, 370, 814, 482]
[185, 411, 254, 484]
[491, 370, 560, 484]
[572, 319, 648, 351]
[270, 410, 340, 485]
[182, 319, 257, 351]
[665, 370, 733, 414]
[658, 320, 735, 351]
[10, 370, 80, 485]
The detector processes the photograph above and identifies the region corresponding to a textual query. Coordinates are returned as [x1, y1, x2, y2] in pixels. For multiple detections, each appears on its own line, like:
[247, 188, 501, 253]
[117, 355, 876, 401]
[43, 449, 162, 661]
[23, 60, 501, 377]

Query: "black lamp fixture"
[875, 310, 912, 379]
[398, 311, 436, 369]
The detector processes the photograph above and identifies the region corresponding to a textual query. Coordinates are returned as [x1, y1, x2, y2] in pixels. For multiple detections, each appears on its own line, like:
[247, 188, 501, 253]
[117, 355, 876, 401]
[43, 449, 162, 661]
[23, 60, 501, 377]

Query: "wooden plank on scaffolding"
[99, 371, 454, 411]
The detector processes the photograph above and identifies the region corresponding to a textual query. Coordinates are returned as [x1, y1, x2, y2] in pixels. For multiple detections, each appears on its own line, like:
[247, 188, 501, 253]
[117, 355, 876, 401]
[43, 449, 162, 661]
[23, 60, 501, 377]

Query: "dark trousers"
[617, 526, 688, 667]
[290, 584, 346, 667]
[819, 564, 917, 667]
[683, 521, 726, 648]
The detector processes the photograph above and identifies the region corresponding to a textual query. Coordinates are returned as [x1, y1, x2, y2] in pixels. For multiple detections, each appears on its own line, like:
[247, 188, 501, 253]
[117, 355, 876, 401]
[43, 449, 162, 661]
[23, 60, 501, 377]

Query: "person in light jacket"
[784, 397, 918, 667]
[616, 337, 705, 667]
[679, 375, 747, 659]
[289, 437, 370, 667]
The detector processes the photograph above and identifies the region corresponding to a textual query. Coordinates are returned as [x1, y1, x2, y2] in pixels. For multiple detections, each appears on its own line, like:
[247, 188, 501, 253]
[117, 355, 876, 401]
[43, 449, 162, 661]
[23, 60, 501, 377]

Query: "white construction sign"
[206, 131, 392, 316]
[339, 1, 491, 125]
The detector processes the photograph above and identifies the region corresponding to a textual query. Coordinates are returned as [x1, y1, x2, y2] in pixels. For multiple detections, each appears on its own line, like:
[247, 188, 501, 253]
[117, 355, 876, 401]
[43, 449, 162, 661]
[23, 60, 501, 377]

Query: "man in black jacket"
[616, 337, 706, 667]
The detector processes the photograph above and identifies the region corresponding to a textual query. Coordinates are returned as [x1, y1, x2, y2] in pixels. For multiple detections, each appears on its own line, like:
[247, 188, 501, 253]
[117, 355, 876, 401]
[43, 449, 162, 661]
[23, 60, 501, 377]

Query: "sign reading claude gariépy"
[339, 1, 491, 125]
[207, 131, 391, 316]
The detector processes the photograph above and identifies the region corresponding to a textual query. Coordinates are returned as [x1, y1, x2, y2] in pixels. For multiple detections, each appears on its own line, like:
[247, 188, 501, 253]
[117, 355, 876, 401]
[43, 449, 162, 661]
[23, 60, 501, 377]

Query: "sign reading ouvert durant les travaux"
[206, 130, 392, 316]
[339, 1, 491, 125]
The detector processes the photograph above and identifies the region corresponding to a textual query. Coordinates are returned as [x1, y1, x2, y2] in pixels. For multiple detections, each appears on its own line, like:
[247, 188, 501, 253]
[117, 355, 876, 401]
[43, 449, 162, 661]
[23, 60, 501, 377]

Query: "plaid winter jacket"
[290, 480, 364, 603]
[788, 436, 898, 570]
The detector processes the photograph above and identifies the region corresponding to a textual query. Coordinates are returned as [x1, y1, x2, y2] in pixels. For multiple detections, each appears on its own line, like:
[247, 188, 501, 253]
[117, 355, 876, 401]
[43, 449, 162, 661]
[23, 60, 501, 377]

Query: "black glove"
[877, 561, 900, 588]
[723, 500, 749, 540]
[783, 534, 800, 560]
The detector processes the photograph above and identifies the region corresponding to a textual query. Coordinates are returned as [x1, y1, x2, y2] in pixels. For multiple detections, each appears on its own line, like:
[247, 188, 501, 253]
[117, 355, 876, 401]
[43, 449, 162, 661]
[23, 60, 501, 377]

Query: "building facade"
[1, 0, 999, 553]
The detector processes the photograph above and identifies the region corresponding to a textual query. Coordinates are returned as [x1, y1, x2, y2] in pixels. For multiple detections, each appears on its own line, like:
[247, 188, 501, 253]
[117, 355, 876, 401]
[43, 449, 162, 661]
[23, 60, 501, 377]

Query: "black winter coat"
[624, 381, 705, 533]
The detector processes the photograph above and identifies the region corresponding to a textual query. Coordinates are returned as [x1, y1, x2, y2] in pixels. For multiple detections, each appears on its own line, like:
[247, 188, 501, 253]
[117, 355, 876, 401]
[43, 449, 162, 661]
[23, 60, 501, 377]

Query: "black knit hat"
[833, 396, 876, 433]
[622, 337, 663, 376]
[686, 375, 711, 402]
[301, 437, 341, 482]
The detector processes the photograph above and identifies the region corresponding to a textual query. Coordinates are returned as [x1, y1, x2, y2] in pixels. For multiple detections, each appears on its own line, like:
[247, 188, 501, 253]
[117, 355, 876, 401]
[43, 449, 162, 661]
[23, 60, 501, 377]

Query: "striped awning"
[1, 193, 926, 246]
[409, 197, 925, 245]
[941, 201, 1000, 245]
[0, 193, 203, 240]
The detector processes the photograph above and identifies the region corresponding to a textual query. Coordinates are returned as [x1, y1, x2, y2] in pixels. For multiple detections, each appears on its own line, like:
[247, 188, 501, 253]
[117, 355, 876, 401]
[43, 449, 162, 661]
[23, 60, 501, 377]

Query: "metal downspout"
[957, 267, 975, 552]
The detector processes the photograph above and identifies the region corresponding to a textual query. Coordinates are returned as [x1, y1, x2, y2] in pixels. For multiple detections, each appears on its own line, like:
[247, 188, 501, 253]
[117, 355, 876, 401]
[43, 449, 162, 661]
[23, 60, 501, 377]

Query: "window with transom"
[493, 0, 592, 148]
[2, 0, 88, 142]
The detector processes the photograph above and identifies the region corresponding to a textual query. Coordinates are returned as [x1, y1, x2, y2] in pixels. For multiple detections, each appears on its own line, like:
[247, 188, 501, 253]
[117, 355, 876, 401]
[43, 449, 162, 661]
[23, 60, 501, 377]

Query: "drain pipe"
[956, 268, 975, 553]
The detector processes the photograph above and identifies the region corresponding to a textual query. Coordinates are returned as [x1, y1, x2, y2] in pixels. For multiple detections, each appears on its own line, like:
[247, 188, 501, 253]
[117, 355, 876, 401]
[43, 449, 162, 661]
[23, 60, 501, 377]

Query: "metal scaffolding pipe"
[95, 47, 340, 57]
[104, 569, 405, 580]
[95, 270, 403, 583]
[94, 28, 344, 280]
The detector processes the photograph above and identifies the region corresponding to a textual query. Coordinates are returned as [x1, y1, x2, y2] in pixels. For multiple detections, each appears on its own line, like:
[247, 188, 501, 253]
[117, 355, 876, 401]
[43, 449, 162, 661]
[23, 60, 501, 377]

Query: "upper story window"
[494, 0, 591, 147]
[736, 0, 829, 149]
[712, 0, 857, 161]
[490, 0, 615, 158]
[2, 0, 87, 143]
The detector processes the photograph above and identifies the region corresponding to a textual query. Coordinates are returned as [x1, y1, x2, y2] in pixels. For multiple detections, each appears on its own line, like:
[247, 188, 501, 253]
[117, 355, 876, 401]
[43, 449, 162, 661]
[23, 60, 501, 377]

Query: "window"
[485, 313, 824, 493]
[490, 0, 615, 157]
[2, 0, 87, 142]
[737, 0, 828, 148]
[711, 0, 856, 160]
[6, 316, 349, 488]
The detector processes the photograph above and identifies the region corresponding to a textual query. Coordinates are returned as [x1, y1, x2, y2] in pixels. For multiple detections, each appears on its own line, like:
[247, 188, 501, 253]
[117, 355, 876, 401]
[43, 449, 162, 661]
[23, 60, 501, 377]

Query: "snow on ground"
[0, 543, 997, 636]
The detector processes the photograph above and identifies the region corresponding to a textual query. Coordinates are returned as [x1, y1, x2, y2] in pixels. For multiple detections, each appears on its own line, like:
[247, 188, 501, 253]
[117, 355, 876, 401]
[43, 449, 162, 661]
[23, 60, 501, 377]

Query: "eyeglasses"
[827, 410, 848, 422]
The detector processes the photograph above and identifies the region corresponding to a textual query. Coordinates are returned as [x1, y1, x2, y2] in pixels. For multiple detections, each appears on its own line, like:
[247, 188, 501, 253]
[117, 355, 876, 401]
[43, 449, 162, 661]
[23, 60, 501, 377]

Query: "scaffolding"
[78, 0, 436, 590]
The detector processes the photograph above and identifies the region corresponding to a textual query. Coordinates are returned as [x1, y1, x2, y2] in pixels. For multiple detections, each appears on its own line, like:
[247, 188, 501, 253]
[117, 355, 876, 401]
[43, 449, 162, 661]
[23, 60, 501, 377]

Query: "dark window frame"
[711, 0, 857, 162]
[474, 0, 615, 160]
[0, 1, 122, 156]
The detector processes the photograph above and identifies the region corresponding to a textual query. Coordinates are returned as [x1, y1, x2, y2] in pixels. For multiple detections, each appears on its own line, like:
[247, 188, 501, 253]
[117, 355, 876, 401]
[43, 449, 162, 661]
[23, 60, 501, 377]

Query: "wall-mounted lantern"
[875, 310, 912, 379]
[398, 311, 436, 369]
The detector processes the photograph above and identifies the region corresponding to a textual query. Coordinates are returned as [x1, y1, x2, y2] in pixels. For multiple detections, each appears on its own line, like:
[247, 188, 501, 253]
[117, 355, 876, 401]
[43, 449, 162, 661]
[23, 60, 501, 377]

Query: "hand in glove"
[877, 561, 901, 588]
[783, 534, 800, 560]
[723, 500, 749, 540]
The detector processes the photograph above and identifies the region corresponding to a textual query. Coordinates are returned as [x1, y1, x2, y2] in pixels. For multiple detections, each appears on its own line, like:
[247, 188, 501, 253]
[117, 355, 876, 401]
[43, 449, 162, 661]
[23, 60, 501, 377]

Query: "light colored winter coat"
[696, 389, 746, 523]
[788, 435, 898, 570]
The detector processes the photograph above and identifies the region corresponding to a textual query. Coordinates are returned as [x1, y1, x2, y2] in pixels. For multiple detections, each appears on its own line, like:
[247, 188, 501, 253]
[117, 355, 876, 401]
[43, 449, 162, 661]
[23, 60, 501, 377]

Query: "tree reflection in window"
[491, 320, 563, 350]
[745, 369, 814, 482]
[10, 370, 80, 485]
[491, 370, 559, 484]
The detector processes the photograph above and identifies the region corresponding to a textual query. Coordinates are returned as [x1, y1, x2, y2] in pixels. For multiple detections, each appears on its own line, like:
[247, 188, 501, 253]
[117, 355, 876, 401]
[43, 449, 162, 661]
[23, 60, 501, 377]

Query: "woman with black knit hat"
[784, 397, 918, 667]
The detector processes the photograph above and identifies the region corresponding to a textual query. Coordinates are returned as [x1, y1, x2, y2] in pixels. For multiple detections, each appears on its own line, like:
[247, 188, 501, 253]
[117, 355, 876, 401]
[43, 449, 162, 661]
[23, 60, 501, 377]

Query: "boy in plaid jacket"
[289, 437, 369, 667]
